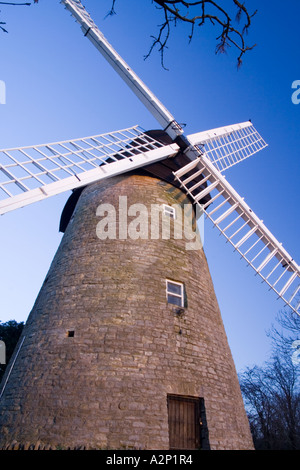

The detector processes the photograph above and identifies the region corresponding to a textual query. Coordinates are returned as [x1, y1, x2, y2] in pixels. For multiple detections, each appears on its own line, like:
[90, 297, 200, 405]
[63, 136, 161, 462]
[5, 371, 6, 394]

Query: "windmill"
[0, 0, 299, 451]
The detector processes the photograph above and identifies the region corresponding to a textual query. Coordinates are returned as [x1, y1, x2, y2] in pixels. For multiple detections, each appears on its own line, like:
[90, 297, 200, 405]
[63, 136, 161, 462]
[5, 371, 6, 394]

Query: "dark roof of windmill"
[59, 129, 211, 233]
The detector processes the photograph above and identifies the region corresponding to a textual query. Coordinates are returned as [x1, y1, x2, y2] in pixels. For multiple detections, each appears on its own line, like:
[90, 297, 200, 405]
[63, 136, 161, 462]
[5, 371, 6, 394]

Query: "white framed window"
[163, 204, 176, 219]
[166, 279, 184, 307]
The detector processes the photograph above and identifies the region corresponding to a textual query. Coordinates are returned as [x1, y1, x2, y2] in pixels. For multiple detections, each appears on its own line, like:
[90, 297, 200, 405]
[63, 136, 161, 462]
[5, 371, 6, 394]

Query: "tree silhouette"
[108, 0, 257, 68]
[239, 307, 300, 450]
[1, 1, 257, 68]
[0, 1, 33, 34]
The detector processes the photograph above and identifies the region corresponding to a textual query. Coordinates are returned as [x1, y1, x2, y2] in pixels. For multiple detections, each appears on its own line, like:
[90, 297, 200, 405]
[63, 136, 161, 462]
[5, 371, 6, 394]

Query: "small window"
[166, 280, 184, 307]
[67, 330, 75, 337]
[163, 204, 176, 219]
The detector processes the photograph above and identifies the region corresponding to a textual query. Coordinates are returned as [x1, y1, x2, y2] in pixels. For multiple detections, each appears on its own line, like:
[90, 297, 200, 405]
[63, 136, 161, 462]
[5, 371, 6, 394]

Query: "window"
[167, 395, 209, 450]
[163, 204, 176, 219]
[166, 280, 184, 307]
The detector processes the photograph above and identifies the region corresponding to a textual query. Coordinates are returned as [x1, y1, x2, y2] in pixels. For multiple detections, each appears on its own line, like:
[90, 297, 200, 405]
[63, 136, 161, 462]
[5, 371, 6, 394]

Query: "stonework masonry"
[0, 174, 254, 450]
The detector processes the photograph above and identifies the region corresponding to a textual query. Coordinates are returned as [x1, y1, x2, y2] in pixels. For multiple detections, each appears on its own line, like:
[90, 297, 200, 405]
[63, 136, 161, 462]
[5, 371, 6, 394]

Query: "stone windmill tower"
[0, 0, 299, 451]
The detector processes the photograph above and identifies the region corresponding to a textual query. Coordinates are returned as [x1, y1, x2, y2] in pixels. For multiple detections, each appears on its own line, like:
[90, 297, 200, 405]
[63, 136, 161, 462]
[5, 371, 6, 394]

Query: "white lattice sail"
[61, 0, 181, 139]
[0, 0, 297, 320]
[187, 121, 268, 172]
[174, 155, 300, 316]
[0, 126, 178, 215]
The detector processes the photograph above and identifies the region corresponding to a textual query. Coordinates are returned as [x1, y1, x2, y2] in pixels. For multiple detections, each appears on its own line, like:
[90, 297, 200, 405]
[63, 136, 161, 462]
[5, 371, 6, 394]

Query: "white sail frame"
[187, 121, 268, 172]
[61, 0, 182, 140]
[0, 0, 297, 317]
[0, 126, 178, 215]
[174, 153, 300, 316]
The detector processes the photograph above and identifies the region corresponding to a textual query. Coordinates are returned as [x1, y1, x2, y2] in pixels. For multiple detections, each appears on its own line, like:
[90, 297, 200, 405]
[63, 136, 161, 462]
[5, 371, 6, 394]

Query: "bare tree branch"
[240, 353, 300, 449]
[0, 1, 33, 34]
[109, 0, 257, 69]
[0, 2, 31, 4]
[239, 302, 300, 449]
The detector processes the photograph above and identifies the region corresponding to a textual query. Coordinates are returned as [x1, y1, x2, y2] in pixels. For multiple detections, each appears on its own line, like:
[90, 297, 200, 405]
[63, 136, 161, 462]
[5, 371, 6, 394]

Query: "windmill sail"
[0, 0, 296, 318]
[187, 121, 268, 172]
[0, 126, 178, 215]
[174, 152, 300, 316]
[61, 1, 268, 175]
[61, 0, 182, 140]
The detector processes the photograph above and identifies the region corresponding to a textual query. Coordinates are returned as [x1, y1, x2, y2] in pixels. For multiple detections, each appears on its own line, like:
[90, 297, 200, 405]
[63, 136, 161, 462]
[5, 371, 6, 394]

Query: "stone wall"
[0, 174, 253, 450]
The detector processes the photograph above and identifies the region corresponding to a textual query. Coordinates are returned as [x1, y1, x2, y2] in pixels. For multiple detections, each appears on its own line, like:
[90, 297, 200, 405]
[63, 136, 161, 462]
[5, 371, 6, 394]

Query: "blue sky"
[0, 0, 299, 372]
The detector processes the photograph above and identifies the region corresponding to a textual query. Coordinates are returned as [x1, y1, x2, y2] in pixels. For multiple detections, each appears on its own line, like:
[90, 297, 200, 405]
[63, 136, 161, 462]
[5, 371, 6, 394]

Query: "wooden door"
[167, 395, 201, 450]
